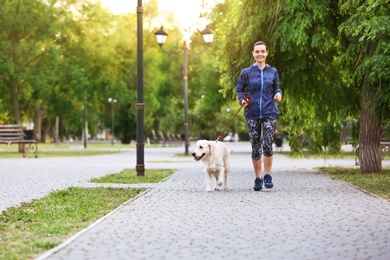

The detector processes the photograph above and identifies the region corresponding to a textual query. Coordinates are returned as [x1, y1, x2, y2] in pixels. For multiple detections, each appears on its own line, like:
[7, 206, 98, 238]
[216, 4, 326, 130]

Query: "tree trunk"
[359, 40, 382, 174]
[11, 83, 21, 124]
[359, 79, 382, 173]
[33, 104, 42, 142]
[11, 82, 24, 152]
[41, 119, 50, 144]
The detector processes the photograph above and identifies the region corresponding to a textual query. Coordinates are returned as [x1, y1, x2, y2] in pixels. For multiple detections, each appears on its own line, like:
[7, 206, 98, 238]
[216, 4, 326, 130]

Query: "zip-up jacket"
[236, 64, 282, 119]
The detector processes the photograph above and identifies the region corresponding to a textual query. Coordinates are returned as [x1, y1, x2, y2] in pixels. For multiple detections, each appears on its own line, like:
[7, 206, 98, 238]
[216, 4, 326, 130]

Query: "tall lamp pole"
[83, 96, 87, 149]
[108, 98, 117, 145]
[136, 0, 145, 176]
[154, 26, 214, 155]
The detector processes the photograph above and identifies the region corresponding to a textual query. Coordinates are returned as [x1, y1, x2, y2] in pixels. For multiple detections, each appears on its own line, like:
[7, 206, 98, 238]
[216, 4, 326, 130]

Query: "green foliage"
[1, 0, 387, 160]
[0, 0, 198, 143]
[0, 0, 61, 123]
[339, 0, 390, 122]
[214, 0, 389, 161]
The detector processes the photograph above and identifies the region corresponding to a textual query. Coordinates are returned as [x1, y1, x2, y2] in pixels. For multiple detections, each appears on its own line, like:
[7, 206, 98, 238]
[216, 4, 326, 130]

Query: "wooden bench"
[0, 124, 38, 158]
[381, 140, 390, 159]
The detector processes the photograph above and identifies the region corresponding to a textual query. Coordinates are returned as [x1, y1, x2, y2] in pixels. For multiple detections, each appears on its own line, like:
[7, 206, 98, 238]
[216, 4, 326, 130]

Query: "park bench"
[381, 140, 390, 157]
[0, 124, 38, 158]
[355, 140, 390, 166]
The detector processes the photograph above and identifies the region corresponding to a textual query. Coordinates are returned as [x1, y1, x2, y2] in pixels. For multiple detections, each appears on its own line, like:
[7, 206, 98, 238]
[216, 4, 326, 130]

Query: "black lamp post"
[83, 96, 87, 149]
[108, 98, 117, 145]
[136, 0, 145, 176]
[154, 26, 214, 155]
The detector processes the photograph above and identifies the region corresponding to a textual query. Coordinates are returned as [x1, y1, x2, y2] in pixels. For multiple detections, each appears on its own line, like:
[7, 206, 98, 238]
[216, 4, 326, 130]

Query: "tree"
[215, 0, 349, 154]
[214, 0, 389, 173]
[0, 0, 60, 126]
[339, 0, 390, 173]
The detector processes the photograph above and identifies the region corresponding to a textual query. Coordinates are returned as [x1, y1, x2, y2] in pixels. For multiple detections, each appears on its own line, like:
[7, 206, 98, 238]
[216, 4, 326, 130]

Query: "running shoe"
[264, 174, 273, 188]
[254, 177, 263, 191]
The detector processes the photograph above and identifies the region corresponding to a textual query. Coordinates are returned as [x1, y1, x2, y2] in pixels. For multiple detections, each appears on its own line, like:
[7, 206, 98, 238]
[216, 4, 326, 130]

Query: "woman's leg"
[263, 116, 277, 174]
[262, 116, 277, 169]
[252, 158, 262, 178]
[263, 156, 273, 174]
[262, 116, 277, 188]
[246, 119, 263, 178]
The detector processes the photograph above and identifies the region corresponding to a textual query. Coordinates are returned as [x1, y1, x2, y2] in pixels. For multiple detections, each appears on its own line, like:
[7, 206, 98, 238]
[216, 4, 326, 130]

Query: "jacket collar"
[252, 63, 270, 70]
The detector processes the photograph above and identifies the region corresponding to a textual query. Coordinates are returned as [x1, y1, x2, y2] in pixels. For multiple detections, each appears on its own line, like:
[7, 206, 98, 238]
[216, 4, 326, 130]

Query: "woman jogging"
[236, 41, 282, 191]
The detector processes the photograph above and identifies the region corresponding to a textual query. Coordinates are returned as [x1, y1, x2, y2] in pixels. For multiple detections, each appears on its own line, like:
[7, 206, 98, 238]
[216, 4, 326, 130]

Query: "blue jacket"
[236, 64, 282, 119]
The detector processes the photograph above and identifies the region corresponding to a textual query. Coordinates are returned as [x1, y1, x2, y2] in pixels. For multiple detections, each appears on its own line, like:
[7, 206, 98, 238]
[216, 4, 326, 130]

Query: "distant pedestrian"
[236, 41, 282, 191]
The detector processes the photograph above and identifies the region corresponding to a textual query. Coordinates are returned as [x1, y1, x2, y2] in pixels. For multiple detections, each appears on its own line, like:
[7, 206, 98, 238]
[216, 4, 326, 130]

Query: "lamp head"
[155, 27, 168, 47]
[200, 26, 214, 44]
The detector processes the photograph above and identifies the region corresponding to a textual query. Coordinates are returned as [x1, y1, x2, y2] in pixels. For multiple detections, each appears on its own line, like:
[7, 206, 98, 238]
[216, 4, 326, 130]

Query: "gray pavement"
[1, 142, 390, 259]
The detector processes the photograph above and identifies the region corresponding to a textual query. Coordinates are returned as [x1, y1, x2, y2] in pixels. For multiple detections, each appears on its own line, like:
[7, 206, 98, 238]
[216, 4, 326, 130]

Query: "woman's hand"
[274, 93, 282, 102]
[241, 99, 249, 108]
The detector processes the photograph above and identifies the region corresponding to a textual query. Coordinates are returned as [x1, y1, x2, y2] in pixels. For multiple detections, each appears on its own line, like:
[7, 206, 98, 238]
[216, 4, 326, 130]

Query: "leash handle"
[216, 93, 252, 142]
[242, 93, 252, 110]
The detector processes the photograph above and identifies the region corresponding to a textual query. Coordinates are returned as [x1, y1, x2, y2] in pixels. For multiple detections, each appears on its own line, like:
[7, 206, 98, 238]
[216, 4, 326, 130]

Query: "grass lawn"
[91, 169, 175, 184]
[317, 167, 390, 200]
[0, 143, 131, 158]
[285, 149, 390, 160]
[0, 169, 174, 260]
[0, 187, 145, 260]
[0, 150, 121, 158]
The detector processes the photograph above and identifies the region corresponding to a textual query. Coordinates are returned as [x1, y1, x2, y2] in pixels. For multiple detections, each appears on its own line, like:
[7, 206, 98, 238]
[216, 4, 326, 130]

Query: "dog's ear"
[208, 142, 213, 156]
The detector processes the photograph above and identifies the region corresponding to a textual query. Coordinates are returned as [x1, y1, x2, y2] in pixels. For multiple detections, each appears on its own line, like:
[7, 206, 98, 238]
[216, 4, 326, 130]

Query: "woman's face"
[252, 44, 268, 64]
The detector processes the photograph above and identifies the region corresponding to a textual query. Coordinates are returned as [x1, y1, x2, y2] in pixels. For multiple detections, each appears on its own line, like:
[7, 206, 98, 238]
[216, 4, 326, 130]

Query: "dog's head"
[191, 140, 212, 161]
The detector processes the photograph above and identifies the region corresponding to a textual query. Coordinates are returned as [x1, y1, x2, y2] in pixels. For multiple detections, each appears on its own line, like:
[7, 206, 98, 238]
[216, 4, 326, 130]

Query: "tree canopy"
[1, 0, 389, 173]
[213, 0, 389, 172]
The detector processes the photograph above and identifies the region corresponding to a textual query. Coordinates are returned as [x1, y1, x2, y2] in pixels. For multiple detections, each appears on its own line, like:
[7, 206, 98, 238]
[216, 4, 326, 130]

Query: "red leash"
[216, 94, 252, 142]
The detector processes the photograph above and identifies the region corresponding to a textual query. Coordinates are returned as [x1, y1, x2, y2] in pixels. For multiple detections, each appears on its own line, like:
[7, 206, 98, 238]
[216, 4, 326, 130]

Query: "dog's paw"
[206, 189, 213, 192]
[214, 187, 220, 191]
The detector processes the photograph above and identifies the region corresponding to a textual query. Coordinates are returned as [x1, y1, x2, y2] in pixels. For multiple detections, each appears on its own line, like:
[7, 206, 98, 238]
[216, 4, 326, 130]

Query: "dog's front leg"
[204, 168, 213, 192]
[217, 168, 224, 189]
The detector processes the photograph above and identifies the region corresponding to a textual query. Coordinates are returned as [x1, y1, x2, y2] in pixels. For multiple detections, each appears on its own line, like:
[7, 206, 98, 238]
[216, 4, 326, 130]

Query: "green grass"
[286, 150, 390, 160]
[0, 187, 145, 260]
[0, 169, 174, 259]
[317, 167, 390, 200]
[0, 150, 120, 158]
[91, 169, 175, 184]
[0, 143, 131, 158]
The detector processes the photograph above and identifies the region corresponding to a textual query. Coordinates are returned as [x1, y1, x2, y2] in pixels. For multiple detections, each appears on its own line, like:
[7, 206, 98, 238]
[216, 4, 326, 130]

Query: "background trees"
[0, 0, 186, 144]
[0, 0, 388, 173]
[213, 0, 389, 173]
[338, 0, 390, 173]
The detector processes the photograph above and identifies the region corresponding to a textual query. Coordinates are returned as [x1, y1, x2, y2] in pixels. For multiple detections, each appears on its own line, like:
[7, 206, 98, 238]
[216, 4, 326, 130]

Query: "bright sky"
[99, 0, 221, 40]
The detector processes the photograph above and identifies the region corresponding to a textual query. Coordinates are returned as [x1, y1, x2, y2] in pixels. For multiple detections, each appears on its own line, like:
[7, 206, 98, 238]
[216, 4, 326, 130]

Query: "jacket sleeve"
[236, 70, 246, 105]
[273, 68, 282, 96]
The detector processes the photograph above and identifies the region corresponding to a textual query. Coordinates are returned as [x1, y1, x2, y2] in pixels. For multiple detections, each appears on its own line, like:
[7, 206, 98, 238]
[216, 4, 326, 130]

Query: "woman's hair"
[253, 41, 267, 51]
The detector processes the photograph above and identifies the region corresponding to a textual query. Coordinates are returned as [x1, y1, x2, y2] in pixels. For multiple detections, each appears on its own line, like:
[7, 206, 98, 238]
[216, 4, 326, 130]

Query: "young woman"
[236, 41, 282, 191]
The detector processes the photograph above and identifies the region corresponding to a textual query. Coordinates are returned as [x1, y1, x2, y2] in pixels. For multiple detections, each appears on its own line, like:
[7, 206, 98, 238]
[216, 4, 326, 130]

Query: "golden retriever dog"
[192, 140, 231, 192]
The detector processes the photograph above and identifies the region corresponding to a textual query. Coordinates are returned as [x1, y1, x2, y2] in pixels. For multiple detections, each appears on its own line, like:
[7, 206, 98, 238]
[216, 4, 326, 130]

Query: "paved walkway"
[1, 143, 389, 259]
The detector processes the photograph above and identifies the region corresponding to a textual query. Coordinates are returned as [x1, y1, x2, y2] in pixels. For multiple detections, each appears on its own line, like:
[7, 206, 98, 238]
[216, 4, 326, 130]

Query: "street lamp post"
[155, 26, 214, 155]
[108, 98, 117, 145]
[83, 96, 87, 149]
[136, 0, 145, 176]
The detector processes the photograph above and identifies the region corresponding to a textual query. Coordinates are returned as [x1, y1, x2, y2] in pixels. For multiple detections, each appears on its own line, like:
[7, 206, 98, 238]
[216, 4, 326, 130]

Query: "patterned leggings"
[246, 116, 277, 160]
